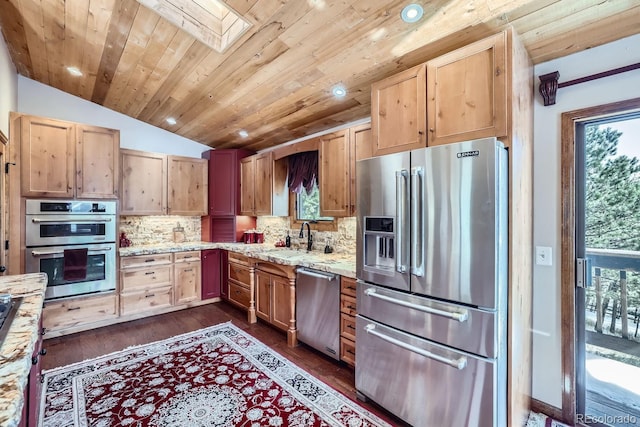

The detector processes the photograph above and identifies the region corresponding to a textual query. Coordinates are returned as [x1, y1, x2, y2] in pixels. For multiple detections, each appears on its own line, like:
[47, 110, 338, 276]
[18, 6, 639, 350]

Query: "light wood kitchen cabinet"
[120, 149, 208, 215]
[426, 31, 507, 146]
[371, 64, 427, 156]
[174, 251, 201, 304]
[42, 293, 119, 333]
[254, 261, 297, 346]
[240, 152, 288, 217]
[120, 149, 167, 215]
[76, 125, 120, 198]
[319, 123, 373, 217]
[167, 155, 208, 215]
[120, 253, 173, 316]
[340, 276, 357, 367]
[227, 252, 254, 316]
[20, 114, 119, 199]
[319, 130, 350, 217]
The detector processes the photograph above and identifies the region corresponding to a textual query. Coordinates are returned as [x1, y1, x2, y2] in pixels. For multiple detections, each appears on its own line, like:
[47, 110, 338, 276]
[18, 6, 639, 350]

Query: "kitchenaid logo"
[456, 150, 479, 158]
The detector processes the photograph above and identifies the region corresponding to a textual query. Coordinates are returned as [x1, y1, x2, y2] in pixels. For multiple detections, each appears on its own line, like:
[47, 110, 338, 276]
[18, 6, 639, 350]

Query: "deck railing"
[586, 248, 640, 339]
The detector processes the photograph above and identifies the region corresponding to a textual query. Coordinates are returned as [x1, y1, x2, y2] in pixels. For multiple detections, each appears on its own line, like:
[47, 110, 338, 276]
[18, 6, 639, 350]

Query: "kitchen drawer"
[228, 281, 251, 309]
[340, 337, 356, 367]
[340, 277, 357, 298]
[174, 251, 200, 263]
[340, 294, 357, 316]
[120, 286, 173, 316]
[120, 253, 172, 269]
[340, 313, 356, 341]
[43, 293, 118, 331]
[228, 251, 250, 266]
[120, 264, 173, 292]
[228, 261, 251, 285]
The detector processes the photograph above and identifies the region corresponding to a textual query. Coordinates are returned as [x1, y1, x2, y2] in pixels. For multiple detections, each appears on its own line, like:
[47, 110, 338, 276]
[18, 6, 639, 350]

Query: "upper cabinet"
[20, 115, 119, 199]
[426, 31, 507, 146]
[120, 149, 207, 215]
[240, 152, 287, 217]
[120, 150, 167, 215]
[319, 123, 372, 217]
[167, 155, 208, 215]
[202, 149, 254, 216]
[371, 64, 426, 156]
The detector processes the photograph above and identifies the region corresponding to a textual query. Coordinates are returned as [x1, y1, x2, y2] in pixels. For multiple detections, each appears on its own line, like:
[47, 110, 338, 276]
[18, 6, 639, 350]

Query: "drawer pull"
[346, 286, 356, 291]
[183, 268, 193, 272]
[347, 305, 356, 310]
[347, 324, 355, 330]
[145, 293, 156, 298]
[145, 259, 155, 263]
[346, 349, 355, 355]
[145, 271, 155, 275]
[40, 327, 47, 336]
[67, 307, 80, 311]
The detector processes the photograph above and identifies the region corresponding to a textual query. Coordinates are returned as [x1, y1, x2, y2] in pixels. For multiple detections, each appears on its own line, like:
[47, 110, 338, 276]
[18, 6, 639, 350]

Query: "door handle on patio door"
[396, 170, 409, 273]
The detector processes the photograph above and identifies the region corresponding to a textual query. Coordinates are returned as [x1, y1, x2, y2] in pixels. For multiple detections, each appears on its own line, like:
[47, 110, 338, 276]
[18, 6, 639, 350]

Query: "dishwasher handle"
[297, 268, 336, 281]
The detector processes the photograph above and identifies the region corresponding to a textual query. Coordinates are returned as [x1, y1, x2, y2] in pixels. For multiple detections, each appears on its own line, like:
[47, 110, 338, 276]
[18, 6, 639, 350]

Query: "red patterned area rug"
[39, 322, 391, 427]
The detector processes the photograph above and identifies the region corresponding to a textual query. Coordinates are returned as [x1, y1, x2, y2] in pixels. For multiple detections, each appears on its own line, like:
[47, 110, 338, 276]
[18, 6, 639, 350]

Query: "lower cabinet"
[174, 251, 201, 304]
[20, 316, 45, 427]
[254, 261, 297, 346]
[227, 252, 253, 314]
[340, 276, 357, 366]
[42, 293, 119, 333]
[201, 249, 227, 300]
[120, 253, 173, 316]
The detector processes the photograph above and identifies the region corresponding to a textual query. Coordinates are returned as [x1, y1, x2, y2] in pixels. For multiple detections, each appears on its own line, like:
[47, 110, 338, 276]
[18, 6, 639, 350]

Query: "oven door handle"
[31, 246, 113, 256]
[364, 323, 468, 370]
[31, 218, 113, 223]
[363, 287, 468, 322]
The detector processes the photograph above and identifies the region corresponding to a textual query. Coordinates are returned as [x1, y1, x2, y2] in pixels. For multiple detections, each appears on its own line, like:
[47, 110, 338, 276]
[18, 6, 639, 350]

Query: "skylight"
[137, 0, 252, 53]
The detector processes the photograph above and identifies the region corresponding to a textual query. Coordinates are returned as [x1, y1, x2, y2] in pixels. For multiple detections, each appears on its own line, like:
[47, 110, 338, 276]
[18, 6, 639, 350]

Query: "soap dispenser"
[285, 231, 291, 248]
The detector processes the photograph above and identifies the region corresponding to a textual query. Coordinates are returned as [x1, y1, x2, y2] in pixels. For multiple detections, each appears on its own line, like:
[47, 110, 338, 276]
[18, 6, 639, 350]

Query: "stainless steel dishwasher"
[296, 267, 340, 360]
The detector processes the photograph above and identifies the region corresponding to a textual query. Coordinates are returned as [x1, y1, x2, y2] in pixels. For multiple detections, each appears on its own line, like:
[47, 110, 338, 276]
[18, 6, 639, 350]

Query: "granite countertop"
[119, 242, 357, 278]
[0, 273, 47, 427]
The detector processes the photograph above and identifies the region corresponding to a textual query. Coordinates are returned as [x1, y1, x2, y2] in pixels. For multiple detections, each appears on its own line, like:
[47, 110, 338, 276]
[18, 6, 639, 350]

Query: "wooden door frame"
[560, 97, 640, 424]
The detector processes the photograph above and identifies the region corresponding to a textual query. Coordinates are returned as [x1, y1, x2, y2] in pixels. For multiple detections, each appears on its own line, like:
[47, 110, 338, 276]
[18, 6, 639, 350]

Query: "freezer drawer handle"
[365, 323, 467, 370]
[297, 268, 336, 281]
[31, 246, 113, 256]
[364, 288, 468, 322]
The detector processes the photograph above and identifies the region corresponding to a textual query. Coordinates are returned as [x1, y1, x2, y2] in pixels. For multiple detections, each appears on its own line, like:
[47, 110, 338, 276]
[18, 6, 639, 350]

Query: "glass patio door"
[575, 115, 640, 427]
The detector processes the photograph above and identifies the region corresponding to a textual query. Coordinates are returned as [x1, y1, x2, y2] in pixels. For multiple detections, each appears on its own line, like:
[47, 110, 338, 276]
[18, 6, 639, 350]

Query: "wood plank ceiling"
[1, 0, 639, 152]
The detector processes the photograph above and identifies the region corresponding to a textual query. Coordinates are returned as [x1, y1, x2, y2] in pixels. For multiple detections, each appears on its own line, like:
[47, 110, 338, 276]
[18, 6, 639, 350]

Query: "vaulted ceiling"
[1, 0, 639, 151]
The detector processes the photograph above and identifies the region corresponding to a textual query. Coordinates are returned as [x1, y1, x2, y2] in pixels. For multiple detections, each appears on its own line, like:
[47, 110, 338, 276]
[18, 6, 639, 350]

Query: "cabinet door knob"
[40, 348, 47, 356]
[429, 128, 435, 132]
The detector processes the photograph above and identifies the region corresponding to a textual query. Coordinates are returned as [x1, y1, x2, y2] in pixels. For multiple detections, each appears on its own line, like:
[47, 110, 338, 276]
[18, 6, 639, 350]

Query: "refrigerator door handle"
[363, 287, 469, 322]
[364, 323, 468, 370]
[395, 170, 409, 273]
[410, 167, 424, 277]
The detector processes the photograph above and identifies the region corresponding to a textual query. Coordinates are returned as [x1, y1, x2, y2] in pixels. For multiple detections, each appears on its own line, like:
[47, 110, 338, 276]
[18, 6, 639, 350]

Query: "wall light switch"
[535, 246, 552, 266]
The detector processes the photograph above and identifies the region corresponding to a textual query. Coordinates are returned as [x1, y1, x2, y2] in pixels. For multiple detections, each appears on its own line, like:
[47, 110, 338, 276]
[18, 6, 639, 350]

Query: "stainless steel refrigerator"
[355, 137, 508, 427]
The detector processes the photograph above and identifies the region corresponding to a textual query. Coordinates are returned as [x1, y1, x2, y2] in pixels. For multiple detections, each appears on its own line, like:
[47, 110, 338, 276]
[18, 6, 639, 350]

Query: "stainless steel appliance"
[296, 267, 340, 360]
[355, 137, 508, 427]
[25, 199, 117, 301]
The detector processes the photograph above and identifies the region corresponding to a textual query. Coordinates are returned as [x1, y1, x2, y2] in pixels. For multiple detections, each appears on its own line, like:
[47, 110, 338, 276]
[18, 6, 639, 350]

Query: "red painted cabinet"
[20, 317, 45, 427]
[202, 149, 254, 216]
[201, 249, 228, 300]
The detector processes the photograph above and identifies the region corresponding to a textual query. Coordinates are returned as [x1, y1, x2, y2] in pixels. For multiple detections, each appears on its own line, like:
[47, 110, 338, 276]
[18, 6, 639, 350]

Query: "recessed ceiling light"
[238, 130, 249, 138]
[66, 66, 83, 77]
[166, 117, 177, 125]
[332, 85, 347, 98]
[401, 4, 424, 23]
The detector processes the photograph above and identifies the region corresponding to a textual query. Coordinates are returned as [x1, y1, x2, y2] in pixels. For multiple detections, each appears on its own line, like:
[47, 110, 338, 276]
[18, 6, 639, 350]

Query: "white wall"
[0, 36, 17, 137]
[17, 76, 210, 158]
[532, 33, 640, 407]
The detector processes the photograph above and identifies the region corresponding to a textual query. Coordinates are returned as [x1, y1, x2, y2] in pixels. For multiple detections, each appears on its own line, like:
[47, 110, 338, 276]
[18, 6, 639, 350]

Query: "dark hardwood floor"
[41, 301, 406, 426]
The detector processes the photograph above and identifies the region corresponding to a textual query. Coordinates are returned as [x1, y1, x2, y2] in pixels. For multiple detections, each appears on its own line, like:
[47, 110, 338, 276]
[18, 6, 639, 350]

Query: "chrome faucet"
[299, 222, 313, 252]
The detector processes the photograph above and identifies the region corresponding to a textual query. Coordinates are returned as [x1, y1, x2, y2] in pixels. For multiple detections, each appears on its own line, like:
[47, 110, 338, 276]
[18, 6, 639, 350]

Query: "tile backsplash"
[119, 216, 201, 245]
[119, 215, 357, 254]
[257, 216, 356, 254]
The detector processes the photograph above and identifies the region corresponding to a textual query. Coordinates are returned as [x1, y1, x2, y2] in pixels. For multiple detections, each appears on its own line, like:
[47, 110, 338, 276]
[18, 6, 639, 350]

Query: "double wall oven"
[25, 199, 117, 301]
